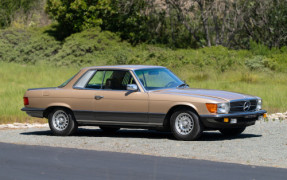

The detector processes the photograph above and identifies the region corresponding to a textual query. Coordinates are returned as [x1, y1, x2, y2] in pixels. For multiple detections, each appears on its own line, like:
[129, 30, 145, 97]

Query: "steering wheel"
[165, 81, 177, 88]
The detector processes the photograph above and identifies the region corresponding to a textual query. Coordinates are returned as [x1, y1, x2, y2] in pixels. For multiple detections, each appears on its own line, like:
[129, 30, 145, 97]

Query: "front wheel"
[170, 109, 203, 141]
[48, 108, 78, 136]
[219, 127, 246, 136]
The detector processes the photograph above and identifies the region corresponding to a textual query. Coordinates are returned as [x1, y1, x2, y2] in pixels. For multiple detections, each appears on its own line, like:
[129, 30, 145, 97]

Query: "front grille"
[230, 99, 257, 113]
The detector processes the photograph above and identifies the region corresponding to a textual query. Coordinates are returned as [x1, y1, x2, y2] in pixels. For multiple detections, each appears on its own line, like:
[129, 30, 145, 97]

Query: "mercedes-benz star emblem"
[243, 101, 251, 111]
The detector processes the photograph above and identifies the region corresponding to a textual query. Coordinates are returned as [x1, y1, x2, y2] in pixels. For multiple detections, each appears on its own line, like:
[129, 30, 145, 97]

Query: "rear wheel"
[99, 126, 120, 133]
[219, 127, 246, 136]
[48, 108, 78, 136]
[170, 109, 203, 141]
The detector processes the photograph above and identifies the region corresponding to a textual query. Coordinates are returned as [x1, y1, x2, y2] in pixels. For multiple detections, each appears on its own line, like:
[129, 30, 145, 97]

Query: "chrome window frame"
[73, 69, 145, 92]
[73, 70, 97, 89]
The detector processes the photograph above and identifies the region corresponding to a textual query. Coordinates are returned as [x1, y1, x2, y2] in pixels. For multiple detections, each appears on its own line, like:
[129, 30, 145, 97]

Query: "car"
[22, 65, 267, 140]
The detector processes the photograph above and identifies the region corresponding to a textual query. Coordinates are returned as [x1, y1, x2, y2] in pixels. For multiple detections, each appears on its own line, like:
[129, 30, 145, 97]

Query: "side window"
[75, 70, 136, 90]
[102, 71, 113, 86]
[86, 71, 105, 89]
[103, 70, 135, 90]
[74, 70, 96, 88]
[122, 72, 133, 86]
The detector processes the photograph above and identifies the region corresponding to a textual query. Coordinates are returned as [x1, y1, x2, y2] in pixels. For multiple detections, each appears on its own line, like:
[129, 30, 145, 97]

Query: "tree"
[45, 0, 287, 48]
[0, 0, 39, 28]
[46, 0, 112, 34]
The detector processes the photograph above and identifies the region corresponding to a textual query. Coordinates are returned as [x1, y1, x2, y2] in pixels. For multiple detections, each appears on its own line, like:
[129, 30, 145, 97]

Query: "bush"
[0, 26, 286, 74]
[0, 27, 61, 64]
[245, 56, 266, 71]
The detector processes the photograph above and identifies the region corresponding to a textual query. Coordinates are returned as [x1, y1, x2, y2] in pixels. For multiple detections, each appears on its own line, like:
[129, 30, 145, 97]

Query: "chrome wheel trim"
[175, 113, 194, 135]
[52, 110, 69, 131]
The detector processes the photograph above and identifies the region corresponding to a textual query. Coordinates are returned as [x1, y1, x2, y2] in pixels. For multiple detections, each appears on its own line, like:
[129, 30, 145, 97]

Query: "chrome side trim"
[73, 109, 165, 115]
[77, 120, 161, 125]
[76, 120, 162, 127]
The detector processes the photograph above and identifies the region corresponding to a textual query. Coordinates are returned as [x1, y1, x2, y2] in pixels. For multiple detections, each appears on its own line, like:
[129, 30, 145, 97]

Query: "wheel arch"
[163, 104, 200, 129]
[43, 106, 74, 119]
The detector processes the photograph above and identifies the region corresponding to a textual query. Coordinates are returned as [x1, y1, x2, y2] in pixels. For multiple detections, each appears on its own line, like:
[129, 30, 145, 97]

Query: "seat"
[112, 78, 123, 90]
[104, 78, 124, 90]
[104, 78, 114, 89]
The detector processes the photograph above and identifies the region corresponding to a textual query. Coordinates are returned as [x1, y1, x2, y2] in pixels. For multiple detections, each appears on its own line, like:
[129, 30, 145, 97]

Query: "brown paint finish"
[96, 90, 148, 113]
[22, 65, 266, 129]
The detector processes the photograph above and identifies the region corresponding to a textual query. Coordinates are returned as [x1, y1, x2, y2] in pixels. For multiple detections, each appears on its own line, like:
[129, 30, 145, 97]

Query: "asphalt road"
[0, 142, 286, 180]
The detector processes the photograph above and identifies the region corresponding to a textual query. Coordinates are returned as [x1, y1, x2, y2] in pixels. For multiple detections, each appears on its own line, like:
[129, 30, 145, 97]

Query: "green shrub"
[0, 26, 286, 74]
[245, 56, 266, 71]
[0, 27, 61, 64]
[249, 41, 270, 56]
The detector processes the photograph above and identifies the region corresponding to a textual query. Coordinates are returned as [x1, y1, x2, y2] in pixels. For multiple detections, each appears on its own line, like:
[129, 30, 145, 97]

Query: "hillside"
[0, 26, 287, 123]
[1, 26, 287, 71]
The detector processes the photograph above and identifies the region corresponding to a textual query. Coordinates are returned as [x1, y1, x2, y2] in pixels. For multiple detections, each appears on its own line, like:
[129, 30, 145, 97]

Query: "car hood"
[151, 88, 256, 101]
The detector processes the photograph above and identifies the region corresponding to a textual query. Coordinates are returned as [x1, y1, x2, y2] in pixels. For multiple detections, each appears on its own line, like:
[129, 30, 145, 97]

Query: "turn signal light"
[206, 103, 217, 113]
[23, 97, 29, 105]
[224, 118, 229, 123]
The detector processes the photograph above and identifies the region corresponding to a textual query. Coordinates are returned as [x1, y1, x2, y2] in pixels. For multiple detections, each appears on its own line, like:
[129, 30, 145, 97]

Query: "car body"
[22, 65, 267, 140]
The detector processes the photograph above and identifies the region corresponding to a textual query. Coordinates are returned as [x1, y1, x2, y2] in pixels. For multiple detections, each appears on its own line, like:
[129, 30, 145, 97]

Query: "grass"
[0, 62, 286, 124]
[0, 26, 287, 123]
[0, 62, 78, 124]
[179, 68, 287, 113]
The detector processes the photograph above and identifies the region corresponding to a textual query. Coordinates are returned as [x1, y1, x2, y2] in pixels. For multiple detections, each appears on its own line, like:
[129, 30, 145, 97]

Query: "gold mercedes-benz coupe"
[22, 65, 267, 140]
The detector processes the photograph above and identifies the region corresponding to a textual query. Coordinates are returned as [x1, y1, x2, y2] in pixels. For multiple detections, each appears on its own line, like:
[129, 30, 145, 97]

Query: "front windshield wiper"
[177, 83, 189, 88]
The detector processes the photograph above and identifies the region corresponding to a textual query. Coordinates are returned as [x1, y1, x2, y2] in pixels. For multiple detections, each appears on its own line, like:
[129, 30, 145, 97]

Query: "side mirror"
[127, 84, 138, 91]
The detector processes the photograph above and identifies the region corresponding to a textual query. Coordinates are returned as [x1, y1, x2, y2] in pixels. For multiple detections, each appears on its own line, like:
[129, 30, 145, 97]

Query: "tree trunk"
[197, 0, 211, 46]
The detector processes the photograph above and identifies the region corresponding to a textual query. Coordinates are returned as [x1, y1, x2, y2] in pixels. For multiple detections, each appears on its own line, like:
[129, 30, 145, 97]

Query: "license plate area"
[244, 115, 257, 119]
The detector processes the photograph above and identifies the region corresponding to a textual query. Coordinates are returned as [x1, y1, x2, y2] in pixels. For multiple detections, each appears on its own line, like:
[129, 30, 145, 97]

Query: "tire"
[48, 108, 78, 136]
[99, 126, 120, 133]
[219, 127, 246, 136]
[170, 109, 203, 141]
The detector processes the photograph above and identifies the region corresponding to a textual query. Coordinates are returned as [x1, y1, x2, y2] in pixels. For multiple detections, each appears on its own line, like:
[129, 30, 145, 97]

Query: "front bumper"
[21, 107, 44, 118]
[200, 110, 267, 129]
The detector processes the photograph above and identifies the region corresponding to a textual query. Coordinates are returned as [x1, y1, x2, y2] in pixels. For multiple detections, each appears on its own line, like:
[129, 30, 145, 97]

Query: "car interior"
[86, 70, 137, 90]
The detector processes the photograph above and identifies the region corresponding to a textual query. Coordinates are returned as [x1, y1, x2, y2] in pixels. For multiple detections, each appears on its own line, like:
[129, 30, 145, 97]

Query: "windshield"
[134, 68, 184, 90]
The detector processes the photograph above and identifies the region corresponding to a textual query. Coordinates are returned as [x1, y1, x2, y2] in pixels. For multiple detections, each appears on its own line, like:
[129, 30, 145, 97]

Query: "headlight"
[217, 103, 230, 114]
[206, 103, 230, 114]
[256, 99, 262, 111]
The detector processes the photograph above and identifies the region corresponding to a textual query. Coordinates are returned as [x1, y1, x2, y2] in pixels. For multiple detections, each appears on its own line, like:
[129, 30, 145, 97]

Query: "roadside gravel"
[0, 120, 287, 168]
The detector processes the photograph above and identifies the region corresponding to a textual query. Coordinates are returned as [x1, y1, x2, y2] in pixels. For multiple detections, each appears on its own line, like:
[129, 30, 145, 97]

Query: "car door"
[70, 69, 101, 121]
[93, 70, 149, 123]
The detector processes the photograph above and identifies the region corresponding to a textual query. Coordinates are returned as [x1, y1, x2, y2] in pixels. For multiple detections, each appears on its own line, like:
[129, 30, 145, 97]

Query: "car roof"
[83, 65, 165, 71]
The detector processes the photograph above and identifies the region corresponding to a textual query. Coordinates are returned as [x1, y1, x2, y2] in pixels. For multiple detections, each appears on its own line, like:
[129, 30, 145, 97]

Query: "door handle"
[95, 95, 104, 100]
